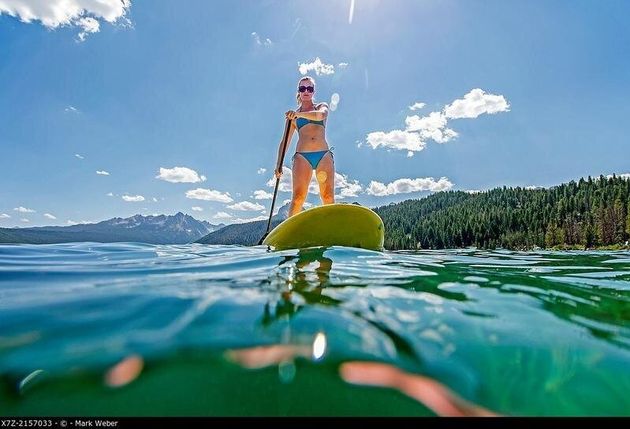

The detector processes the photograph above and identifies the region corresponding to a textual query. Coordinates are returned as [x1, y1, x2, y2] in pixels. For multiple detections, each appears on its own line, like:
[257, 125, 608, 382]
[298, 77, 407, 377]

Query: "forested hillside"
[374, 175, 630, 250]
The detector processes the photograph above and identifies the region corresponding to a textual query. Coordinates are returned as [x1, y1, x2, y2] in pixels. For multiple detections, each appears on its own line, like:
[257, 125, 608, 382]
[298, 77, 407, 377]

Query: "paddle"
[257, 118, 292, 245]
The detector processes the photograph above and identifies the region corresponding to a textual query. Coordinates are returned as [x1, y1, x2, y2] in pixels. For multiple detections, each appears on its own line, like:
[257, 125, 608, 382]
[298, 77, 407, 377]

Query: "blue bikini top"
[296, 117, 326, 130]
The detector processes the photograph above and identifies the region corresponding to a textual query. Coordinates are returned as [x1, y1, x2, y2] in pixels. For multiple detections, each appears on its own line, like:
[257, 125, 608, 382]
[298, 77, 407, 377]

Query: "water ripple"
[0, 243, 628, 416]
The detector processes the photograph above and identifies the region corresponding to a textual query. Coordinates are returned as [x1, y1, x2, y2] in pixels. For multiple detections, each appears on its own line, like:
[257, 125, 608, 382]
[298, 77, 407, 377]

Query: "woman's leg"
[315, 151, 335, 205]
[289, 154, 313, 217]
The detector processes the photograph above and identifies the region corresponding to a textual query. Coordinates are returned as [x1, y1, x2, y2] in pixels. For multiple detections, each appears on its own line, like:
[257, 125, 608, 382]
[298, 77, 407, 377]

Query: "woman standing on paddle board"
[274, 76, 335, 217]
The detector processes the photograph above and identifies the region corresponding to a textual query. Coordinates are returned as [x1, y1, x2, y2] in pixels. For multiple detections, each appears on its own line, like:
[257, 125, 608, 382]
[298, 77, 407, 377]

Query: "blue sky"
[1, 0, 629, 227]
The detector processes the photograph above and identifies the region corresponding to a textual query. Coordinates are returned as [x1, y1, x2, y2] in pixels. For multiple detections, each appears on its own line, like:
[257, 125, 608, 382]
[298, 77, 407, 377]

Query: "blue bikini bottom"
[292, 150, 334, 169]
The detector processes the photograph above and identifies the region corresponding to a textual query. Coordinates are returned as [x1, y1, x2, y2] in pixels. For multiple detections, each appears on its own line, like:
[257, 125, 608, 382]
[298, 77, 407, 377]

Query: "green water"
[0, 243, 628, 416]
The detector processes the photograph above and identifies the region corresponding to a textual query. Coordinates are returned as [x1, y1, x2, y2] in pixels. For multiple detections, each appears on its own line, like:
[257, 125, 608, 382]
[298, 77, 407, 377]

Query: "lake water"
[1, 243, 628, 416]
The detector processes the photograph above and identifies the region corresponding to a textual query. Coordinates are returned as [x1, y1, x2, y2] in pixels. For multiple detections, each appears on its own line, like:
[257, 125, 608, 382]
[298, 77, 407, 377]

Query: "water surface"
[1, 243, 628, 416]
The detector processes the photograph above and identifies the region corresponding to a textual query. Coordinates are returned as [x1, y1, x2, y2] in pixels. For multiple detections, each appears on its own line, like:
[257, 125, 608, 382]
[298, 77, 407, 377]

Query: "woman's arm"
[295, 103, 329, 121]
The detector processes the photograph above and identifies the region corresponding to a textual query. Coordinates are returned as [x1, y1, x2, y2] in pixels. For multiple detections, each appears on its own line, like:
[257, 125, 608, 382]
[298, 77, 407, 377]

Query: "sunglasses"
[298, 85, 315, 93]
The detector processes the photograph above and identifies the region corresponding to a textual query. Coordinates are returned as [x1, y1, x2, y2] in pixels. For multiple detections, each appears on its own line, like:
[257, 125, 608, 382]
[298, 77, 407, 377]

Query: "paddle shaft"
[258, 118, 292, 245]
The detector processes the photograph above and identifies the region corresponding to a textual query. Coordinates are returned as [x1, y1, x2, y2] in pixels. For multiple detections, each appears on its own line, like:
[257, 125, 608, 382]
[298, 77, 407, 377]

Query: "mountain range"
[0, 212, 224, 244]
[195, 203, 291, 245]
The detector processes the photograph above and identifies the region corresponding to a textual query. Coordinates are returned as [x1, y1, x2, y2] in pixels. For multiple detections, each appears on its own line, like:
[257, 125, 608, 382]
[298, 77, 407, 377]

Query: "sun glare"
[349, 0, 355, 24]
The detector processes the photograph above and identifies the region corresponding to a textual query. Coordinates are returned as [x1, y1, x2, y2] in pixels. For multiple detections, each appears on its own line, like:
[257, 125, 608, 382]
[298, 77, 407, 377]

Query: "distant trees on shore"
[374, 175, 630, 250]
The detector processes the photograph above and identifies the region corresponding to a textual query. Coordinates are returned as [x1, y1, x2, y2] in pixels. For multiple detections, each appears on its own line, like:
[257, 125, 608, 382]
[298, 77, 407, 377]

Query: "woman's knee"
[292, 191, 308, 202]
[320, 188, 335, 201]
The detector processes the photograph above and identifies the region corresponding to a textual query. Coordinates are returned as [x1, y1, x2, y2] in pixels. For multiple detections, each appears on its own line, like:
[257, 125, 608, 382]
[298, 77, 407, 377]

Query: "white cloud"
[96, 170, 110, 175]
[227, 201, 265, 211]
[75, 153, 84, 159]
[335, 173, 362, 199]
[365, 89, 509, 155]
[65, 106, 79, 113]
[444, 88, 510, 119]
[409, 102, 426, 111]
[365, 130, 426, 155]
[0, 0, 132, 41]
[67, 219, 91, 225]
[185, 188, 233, 203]
[152, 197, 158, 202]
[266, 166, 319, 194]
[257, 167, 266, 175]
[233, 215, 268, 224]
[251, 31, 272, 46]
[213, 211, 232, 220]
[273, 199, 300, 216]
[21, 218, 30, 223]
[191, 206, 203, 212]
[338, 62, 349, 69]
[44, 213, 57, 219]
[76, 16, 99, 41]
[430, 128, 458, 144]
[106, 192, 114, 197]
[266, 166, 293, 193]
[14, 206, 35, 213]
[0, 213, 11, 219]
[465, 189, 482, 194]
[298, 57, 335, 76]
[405, 111, 458, 144]
[366, 177, 454, 196]
[405, 111, 447, 132]
[122, 195, 145, 202]
[306, 176, 321, 194]
[606, 173, 630, 180]
[267, 168, 365, 200]
[156, 167, 206, 183]
[253, 189, 272, 200]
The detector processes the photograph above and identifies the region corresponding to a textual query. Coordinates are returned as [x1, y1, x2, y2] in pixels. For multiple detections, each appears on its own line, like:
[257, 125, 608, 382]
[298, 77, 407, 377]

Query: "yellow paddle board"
[262, 203, 384, 251]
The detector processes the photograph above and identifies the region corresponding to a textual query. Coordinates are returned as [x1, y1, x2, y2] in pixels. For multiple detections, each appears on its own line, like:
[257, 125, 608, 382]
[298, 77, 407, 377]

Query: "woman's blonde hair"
[296, 76, 316, 108]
